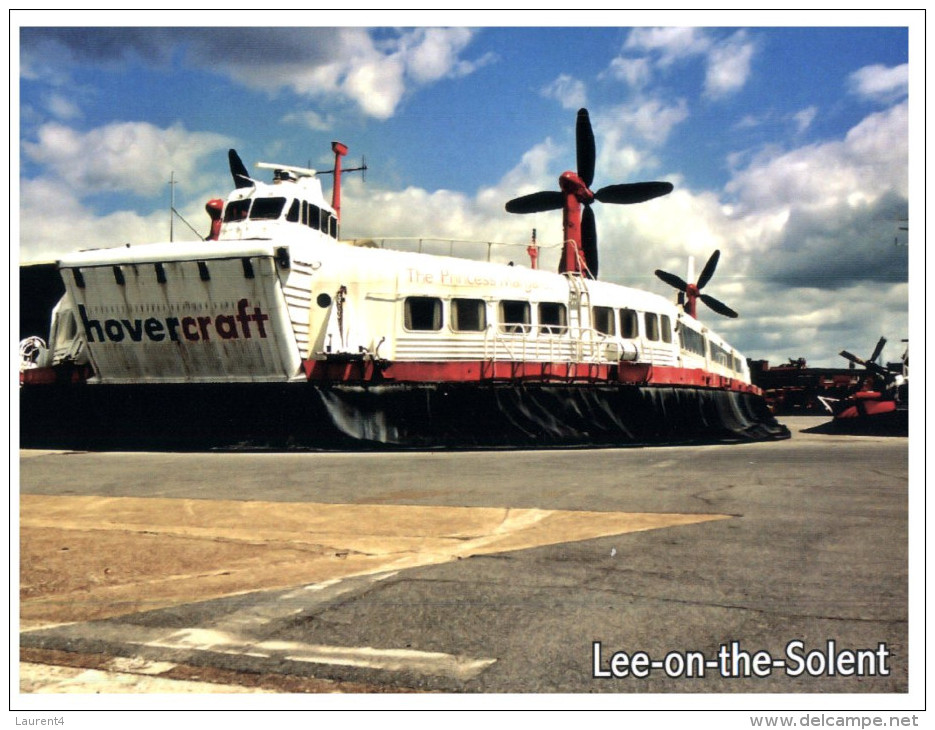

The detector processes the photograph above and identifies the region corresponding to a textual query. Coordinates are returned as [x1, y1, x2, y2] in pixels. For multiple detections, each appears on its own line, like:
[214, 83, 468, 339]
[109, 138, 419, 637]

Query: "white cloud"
[22, 121, 231, 198]
[21, 27, 493, 121]
[624, 27, 712, 66]
[43, 93, 82, 121]
[726, 101, 907, 214]
[612, 28, 755, 99]
[602, 57, 652, 89]
[19, 178, 198, 263]
[704, 31, 755, 98]
[792, 106, 818, 135]
[281, 109, 333, 132]
[597, 98, 689, 149]
[848, 63, 908, 103]
[540, 74, 587, 110]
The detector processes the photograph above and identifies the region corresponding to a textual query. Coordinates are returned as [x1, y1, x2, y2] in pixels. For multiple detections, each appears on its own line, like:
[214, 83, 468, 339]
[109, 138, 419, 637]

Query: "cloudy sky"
[15, 12, 917, 367]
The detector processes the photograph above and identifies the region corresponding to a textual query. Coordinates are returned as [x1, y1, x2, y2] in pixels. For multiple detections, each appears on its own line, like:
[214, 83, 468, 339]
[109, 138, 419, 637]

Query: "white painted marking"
[137, 628, 496, 681]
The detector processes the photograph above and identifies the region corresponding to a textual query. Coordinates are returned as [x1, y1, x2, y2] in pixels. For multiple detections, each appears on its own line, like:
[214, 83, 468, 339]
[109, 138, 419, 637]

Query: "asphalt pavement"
[17, 416, 912, 705]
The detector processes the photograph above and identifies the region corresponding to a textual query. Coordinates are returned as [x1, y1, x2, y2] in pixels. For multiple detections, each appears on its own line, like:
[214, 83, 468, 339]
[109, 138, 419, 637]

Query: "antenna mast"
[169, 171, 176, 242]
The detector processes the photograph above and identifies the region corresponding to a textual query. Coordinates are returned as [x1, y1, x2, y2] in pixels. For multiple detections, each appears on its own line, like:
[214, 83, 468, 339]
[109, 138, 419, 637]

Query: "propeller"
[654, 250, 738, 319]
[228, 149, 253, 189]
[840, 337, 891, 381]
[505, 108, 673, 278]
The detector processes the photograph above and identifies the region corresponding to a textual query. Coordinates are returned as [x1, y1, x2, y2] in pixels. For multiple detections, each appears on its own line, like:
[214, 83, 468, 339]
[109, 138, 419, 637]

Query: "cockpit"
[220, 194, 339, 241]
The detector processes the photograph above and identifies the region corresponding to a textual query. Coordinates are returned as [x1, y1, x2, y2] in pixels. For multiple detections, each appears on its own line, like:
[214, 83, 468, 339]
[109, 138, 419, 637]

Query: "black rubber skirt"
[19, 381, 790, 451]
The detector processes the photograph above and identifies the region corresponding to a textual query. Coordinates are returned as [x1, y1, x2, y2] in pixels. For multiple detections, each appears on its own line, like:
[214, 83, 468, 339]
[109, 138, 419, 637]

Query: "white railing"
[483, 324, 624, 365]
[342, 237, 562, 266]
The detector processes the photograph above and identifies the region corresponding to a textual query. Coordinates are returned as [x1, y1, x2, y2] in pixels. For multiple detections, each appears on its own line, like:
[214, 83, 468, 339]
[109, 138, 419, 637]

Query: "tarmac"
[15, 416, 913, 707]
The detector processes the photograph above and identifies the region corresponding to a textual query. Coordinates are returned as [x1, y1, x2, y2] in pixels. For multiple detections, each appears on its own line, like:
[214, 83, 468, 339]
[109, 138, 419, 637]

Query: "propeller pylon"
[505, 108, 672, 279]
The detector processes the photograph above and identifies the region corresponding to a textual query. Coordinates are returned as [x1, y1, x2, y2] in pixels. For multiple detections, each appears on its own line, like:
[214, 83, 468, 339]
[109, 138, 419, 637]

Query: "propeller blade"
[595, 182, 674, 205]
[505, 190, 564, 214]
[576, 108, 596, 188]
[869, 336, 887, 364]
[700, 294, 738, 318]
[581, 205, 598, 278]
[840, 350, 864, 366]
[228, 149, 252, 189]
[655, 269, 689, 292]
[696, 250, 721, 290]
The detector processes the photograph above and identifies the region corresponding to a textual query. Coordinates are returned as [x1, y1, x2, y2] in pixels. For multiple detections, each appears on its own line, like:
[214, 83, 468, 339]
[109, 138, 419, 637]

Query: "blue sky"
[15, 12, 917, 367]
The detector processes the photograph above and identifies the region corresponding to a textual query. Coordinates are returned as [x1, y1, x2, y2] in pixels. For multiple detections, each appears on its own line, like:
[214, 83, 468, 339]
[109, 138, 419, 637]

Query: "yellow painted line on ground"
[20, 494, 729, 626]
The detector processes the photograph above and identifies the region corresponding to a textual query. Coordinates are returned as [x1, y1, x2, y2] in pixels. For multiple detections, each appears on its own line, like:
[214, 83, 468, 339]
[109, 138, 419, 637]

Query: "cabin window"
[499, 300, 531, 334]
[538, 302, 567, 335]
[711, 342, 732, 369]
[329, 215, 338, 239]
[593, 306, 615, 335]
[679, 327, 707, 357]
[224, 199, 251, 222]
[645, 312, 660, 341]
[620, 308, 638, 338]
[404, 297, 443, 331]
[251, 197, 286, 220]
[660, 314, 673, 344]
[451, 298, 487, 332]
[286, 199, 300, 223]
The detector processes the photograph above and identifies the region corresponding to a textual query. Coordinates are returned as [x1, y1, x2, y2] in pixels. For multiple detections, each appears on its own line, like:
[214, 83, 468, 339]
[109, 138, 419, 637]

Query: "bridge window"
[250, 197, 286, 220]
[451, 298, 487, 332]
[593, 306, 615, 335]
[660, 314, 673, 344]
[223, 199, 250, 222]
[620, 308, 638, 339]
[538, 302, 567, 335]
[286, 199, 300, 222]
[404, 297, 442, 331]
[329, 215, 338, 238]
[499, 300, 531, 334]
[645, 312, 660, 341]
[308, 203, 321, 231]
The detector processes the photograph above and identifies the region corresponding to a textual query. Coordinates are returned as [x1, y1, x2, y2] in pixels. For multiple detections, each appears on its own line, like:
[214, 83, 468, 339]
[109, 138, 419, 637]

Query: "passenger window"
[451, 298, 487, 332]
[645, 313, 659, 341]
[593, 306, 615, 335]
[499, 300, 531, 334]
[404, 297, 442, 331]
[620, 309, 638, 339]
[660, 314, 672, 344]
[538, 303, 567, 335]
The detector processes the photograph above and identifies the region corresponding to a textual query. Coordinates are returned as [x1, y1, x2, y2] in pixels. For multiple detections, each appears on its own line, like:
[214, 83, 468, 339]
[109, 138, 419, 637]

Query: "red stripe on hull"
[303, 358, 761, 396]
